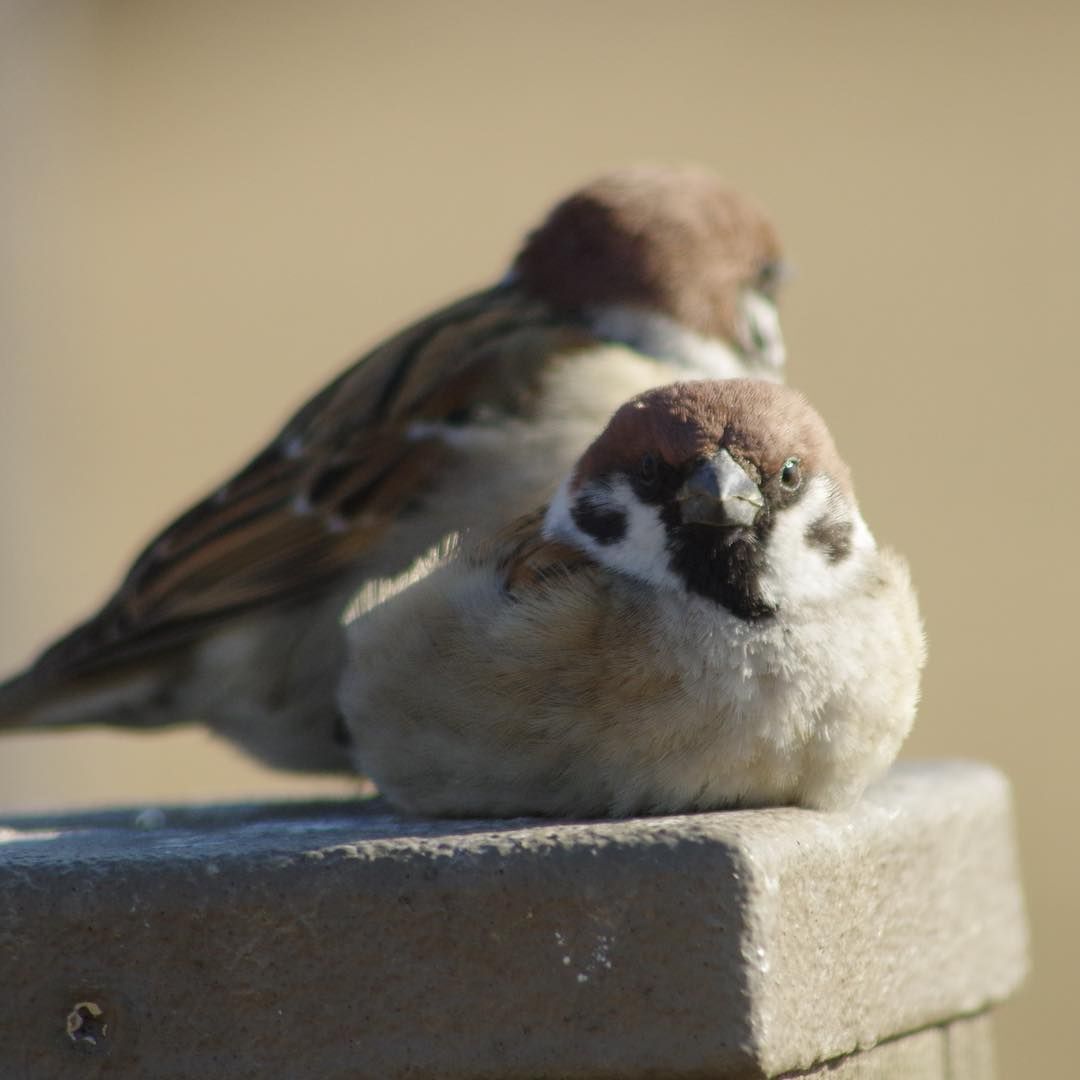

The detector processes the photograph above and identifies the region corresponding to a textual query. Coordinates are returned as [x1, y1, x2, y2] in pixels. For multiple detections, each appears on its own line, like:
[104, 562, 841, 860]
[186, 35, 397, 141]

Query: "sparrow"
[0, 165, 787, 775]
[338, 380, 926, 817]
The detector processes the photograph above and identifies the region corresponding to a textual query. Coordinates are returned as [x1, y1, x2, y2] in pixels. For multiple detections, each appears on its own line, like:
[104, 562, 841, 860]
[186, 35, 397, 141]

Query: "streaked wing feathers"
[31, 285, 592, 681]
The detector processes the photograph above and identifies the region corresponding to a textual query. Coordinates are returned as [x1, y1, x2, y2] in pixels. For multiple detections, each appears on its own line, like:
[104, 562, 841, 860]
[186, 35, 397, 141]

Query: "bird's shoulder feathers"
[480, 509, 595, 594]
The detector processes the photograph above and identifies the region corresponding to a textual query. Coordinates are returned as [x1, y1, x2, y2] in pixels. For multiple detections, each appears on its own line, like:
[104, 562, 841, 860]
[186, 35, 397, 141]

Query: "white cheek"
[608, 479, 685, 590]
[542, 477, 580, 544]
[741, 291, 786, 372]
[757, 476, 875, 611]
[544, 477, 683, 592]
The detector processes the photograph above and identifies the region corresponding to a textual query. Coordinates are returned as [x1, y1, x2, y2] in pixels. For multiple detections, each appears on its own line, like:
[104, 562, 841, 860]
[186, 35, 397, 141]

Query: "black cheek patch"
[571, 492, 628, 546]
[806, 516, 853, 564]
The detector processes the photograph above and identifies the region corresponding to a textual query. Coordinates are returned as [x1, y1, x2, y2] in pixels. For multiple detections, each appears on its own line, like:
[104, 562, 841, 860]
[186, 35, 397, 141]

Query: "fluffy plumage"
[0, 165, 786, 773]
[339, 381, 926, 817]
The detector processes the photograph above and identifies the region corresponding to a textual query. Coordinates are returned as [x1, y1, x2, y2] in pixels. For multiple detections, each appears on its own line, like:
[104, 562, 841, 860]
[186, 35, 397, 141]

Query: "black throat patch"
[665, 520, 777, 620]
[639, 462, 780, 620]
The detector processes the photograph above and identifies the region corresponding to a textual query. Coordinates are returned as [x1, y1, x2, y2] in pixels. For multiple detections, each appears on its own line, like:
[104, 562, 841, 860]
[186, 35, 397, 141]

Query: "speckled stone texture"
[0, 761, 1027, 1079]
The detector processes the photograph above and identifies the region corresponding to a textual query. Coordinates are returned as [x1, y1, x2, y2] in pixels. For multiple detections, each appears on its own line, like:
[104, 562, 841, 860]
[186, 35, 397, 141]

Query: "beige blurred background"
[1, 1, 1076, 1072]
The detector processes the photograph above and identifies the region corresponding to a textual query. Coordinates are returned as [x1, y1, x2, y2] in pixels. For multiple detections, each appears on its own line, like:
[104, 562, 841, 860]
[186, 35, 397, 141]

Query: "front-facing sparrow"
[339, 380, 925, 816]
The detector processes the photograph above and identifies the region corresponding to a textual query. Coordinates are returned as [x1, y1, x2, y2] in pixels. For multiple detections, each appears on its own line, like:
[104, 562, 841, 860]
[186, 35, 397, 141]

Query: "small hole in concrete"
[67, 1001, 108, 1048]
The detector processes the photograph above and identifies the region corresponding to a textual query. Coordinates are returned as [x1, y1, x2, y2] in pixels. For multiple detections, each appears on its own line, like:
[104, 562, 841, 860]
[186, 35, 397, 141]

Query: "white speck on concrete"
[134, 807, 167, 830]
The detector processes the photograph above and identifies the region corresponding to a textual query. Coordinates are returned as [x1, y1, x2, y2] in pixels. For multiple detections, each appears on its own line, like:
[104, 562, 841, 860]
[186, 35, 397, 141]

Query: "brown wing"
[29, 284, 596, 681]
[483, 509, 595, 594]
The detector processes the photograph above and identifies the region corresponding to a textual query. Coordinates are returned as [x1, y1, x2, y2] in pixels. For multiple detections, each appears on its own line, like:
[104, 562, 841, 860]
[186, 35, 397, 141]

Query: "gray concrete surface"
[0, 761, 1027, 1079]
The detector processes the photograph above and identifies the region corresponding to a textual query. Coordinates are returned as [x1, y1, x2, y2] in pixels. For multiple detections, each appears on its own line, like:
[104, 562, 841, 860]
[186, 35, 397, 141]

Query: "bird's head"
[543, 380, 875, 619]
[512, 164, 787, 379]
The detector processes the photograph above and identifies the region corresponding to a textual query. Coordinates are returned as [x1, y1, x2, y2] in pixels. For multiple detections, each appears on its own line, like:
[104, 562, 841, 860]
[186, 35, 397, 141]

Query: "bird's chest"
[630, 596, 844, 807]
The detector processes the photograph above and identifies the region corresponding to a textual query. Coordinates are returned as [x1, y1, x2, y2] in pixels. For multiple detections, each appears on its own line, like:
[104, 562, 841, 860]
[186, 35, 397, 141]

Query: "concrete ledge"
[0, 761, 1027, 1079]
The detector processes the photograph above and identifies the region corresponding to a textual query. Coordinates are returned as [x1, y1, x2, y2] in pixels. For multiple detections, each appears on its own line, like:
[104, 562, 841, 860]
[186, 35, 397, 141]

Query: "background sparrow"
[339, 380, 925, 817]
[0, 165, 786, 773]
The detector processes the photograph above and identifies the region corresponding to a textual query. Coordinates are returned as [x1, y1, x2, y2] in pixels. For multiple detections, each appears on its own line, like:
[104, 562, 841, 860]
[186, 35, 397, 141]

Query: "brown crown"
[513, 164, 782, 344]
[574, 380, 852, 496]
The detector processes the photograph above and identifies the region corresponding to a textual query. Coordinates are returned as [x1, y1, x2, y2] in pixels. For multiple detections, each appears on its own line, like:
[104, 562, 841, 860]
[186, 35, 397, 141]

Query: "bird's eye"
[780, 457, 802, 490]
[756, 261, 784, 299]
[639, 452, 659, 485]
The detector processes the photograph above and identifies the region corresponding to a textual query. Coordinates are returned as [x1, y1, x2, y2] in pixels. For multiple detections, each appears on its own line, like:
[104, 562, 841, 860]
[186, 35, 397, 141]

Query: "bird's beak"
[677, 449, 764, 528]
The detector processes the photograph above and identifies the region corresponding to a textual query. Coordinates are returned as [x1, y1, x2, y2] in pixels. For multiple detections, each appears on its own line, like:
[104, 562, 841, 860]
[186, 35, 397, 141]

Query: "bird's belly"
[604, 608, 844, 813]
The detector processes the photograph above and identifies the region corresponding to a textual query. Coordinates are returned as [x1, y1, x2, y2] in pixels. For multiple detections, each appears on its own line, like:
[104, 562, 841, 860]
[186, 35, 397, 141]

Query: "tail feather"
[0, 661, 174, 731]
[0, 667, 47, 727]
